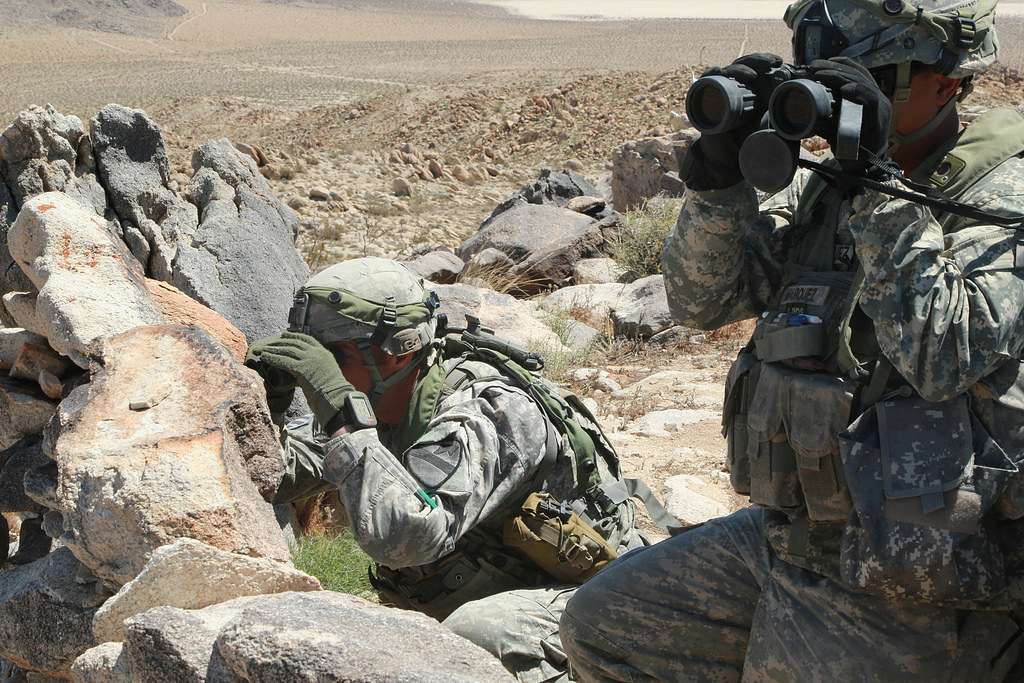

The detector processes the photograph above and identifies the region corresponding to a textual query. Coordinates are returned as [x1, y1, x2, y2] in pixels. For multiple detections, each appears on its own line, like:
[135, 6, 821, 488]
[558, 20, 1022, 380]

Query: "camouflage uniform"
[561, 0, 1024, 678]
[264, 259, 647, 683]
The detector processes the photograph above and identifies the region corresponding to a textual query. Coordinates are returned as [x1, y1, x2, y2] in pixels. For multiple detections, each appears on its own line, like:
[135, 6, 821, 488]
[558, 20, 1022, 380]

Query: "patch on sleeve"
[404, 439, 463, 491]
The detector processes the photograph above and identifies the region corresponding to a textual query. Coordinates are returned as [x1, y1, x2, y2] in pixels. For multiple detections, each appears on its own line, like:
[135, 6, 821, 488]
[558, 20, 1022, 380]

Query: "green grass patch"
[291, 532, 376, 598]
[612, 197, 685, 277]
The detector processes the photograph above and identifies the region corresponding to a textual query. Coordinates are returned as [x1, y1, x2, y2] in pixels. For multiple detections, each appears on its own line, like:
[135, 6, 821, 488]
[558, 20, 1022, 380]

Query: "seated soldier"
[247, 257, 675, 682]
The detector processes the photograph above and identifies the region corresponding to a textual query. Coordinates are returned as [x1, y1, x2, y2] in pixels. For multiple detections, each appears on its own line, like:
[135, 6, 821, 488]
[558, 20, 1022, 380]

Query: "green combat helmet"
[784, 0, 999, 144]
[288, 257, 440, 402]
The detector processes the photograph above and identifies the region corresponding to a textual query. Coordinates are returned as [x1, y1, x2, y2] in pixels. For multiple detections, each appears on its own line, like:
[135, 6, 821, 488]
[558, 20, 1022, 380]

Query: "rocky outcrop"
[173, 140, 308, 342]
[8, 193, 162, 367]
[92, 538, 321, 644]
[117, 592, 513, 683]
[611, 130, 697, 211]
[0, 548, 108, 679]
[90, 105, 199, 281]
[538, 282, 628, 329]
[32, 324, 287, 587]
[458, 204, 619, 293]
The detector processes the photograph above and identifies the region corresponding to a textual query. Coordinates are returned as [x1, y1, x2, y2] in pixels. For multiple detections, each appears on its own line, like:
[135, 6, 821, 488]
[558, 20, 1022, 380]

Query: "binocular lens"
[685, 75, 755, 135]
[768, 79, 834, 140]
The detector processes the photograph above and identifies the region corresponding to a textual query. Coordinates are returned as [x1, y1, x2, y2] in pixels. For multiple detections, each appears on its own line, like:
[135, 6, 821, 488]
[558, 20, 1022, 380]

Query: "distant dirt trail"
[169, 1, 207, 41]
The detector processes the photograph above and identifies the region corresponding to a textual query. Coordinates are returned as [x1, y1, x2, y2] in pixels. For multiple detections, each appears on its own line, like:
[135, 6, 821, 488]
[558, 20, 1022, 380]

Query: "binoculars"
[685, 65, 865, 192]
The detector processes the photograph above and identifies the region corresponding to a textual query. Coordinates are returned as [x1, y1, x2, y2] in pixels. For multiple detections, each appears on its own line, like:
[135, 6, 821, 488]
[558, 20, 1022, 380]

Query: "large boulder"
[433, 282, 567, 352]
[90, 105, 199, 281]
[71, 643, 130, 683]
[0, 548, 107, 679]
[611, 130, 696, 211]
[402, 249, 464, 285]
[0, 106, 113, 300]
[458, 204, 618, 293]
[481, 168, 607, 227]
[611, 275, 674, 339]
[212, 592, 515, 682]
[172, 139, 308, 342]
[538, 282, 628, 329]
[32, 324, 287, 587]
[92, 538, 321, 643]
[0, 105, 107, 216]
[7, 193, 162, 367]
[143, 279, 247, 363]
[122, 592, 514, 682]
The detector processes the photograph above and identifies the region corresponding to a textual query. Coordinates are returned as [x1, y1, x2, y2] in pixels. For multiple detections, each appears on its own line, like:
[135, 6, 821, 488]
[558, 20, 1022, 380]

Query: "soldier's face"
[330, 341, 416, 394]
[892, 70, 962, 136]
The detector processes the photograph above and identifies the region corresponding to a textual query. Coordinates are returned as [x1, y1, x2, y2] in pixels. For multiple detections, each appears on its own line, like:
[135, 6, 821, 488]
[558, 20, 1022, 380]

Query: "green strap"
[858, 357, 895, 410]
[623, 479, 686, 536]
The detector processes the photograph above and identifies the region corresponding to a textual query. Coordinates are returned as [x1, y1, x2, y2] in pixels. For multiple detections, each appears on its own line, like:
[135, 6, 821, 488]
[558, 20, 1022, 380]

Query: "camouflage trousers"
[445, 586, 576, 683]
[560, 507, 1023, 682]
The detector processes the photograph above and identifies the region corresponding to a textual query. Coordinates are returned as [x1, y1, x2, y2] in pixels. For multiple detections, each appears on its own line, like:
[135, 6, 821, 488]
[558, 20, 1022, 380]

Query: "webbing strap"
[623, 479, 687, 536]
[754, 325, 825, 363]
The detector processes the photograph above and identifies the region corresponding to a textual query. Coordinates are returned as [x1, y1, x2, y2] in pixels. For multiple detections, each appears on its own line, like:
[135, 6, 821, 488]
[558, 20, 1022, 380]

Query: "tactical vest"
[723, 108, 1024, 607]
[370, 333, 668, 620]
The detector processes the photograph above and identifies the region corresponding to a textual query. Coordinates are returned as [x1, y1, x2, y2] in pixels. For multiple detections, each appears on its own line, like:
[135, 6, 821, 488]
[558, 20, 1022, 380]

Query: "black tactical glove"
[246, 337, 297, 419]
[683, 53, 786, 191]
[804, 57, 893, 175]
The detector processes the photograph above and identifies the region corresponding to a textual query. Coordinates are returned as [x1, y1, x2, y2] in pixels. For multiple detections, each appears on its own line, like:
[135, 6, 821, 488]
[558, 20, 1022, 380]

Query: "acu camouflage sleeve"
[661, 173, 808, 330]
[849, 185, 1024, 402]
[319, 381, 549, 569]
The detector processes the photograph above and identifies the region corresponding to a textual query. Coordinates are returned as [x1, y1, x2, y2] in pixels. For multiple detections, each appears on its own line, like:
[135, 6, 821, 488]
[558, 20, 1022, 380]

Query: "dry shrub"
[612, 197, 685, 277]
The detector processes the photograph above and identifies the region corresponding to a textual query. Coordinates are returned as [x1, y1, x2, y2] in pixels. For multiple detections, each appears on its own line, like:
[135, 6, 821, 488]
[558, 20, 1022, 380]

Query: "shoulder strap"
[928, 107, 1024, 202]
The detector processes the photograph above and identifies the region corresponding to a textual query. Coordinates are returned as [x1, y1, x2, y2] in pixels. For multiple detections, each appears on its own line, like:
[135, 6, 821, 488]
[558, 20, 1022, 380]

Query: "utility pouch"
[787, 371, 854, 521]
[723, 349, 758, 494]
[839, 394, 1017, 605]
[754, 271, 857, 364]
[503, 492, 618, 584]
[746, 365, 803, 512]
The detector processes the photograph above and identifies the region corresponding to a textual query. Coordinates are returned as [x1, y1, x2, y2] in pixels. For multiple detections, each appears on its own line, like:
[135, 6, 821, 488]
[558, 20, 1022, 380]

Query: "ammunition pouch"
[503, 492, 619, 584]
[727, 361, 855, 521]
[839, 394, 1017, 606]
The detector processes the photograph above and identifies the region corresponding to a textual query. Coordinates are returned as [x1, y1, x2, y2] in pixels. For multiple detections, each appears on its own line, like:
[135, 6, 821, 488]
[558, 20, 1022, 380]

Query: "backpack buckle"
[955, 17, 977, 49]
[537, 498, 573, 522]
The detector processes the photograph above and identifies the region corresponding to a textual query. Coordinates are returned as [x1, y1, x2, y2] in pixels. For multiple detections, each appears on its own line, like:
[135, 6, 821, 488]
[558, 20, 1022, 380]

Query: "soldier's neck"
[891, 105, 962, 174]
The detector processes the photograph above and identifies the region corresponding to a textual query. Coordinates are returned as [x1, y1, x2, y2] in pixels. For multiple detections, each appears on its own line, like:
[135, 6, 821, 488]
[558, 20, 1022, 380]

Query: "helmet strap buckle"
[954, 16, 978, 49]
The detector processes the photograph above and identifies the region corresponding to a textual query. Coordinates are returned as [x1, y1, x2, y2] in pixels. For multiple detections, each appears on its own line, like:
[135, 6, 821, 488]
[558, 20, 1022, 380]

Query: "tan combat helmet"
[288, 257, 440, 400]
[784, 0, 999, 142]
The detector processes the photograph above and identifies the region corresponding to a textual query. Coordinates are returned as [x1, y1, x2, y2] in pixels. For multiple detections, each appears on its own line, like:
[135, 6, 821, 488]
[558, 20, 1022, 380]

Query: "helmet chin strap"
[355, 340, 425, 406]
[887, 91, 959, 156]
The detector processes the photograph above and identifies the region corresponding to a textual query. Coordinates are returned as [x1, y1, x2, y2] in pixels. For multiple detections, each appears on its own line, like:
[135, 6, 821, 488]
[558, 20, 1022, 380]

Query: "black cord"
[798, 157, 1024, 227]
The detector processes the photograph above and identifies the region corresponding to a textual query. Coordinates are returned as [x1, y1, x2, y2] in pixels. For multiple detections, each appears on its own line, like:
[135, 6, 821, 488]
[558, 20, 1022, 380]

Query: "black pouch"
[746, 365, 803, 512]
[723, 350, 758, 494]
[839, 394, 1017, 606]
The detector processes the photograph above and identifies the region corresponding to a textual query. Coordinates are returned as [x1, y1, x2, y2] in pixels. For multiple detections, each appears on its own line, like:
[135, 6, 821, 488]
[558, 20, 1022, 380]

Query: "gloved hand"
[683, 53, 785, 191]
[804, 57, 893, 174]
[255, 332, 357, 432]
[245, 337, 297, 418]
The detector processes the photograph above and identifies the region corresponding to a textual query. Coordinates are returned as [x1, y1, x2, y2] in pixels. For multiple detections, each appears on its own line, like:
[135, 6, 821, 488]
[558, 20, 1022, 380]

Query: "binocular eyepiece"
[685, 64, 864, 193]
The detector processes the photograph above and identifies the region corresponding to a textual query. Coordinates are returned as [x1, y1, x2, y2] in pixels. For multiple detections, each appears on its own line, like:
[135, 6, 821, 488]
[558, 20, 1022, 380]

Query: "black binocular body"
[685, 64, 865, 192]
